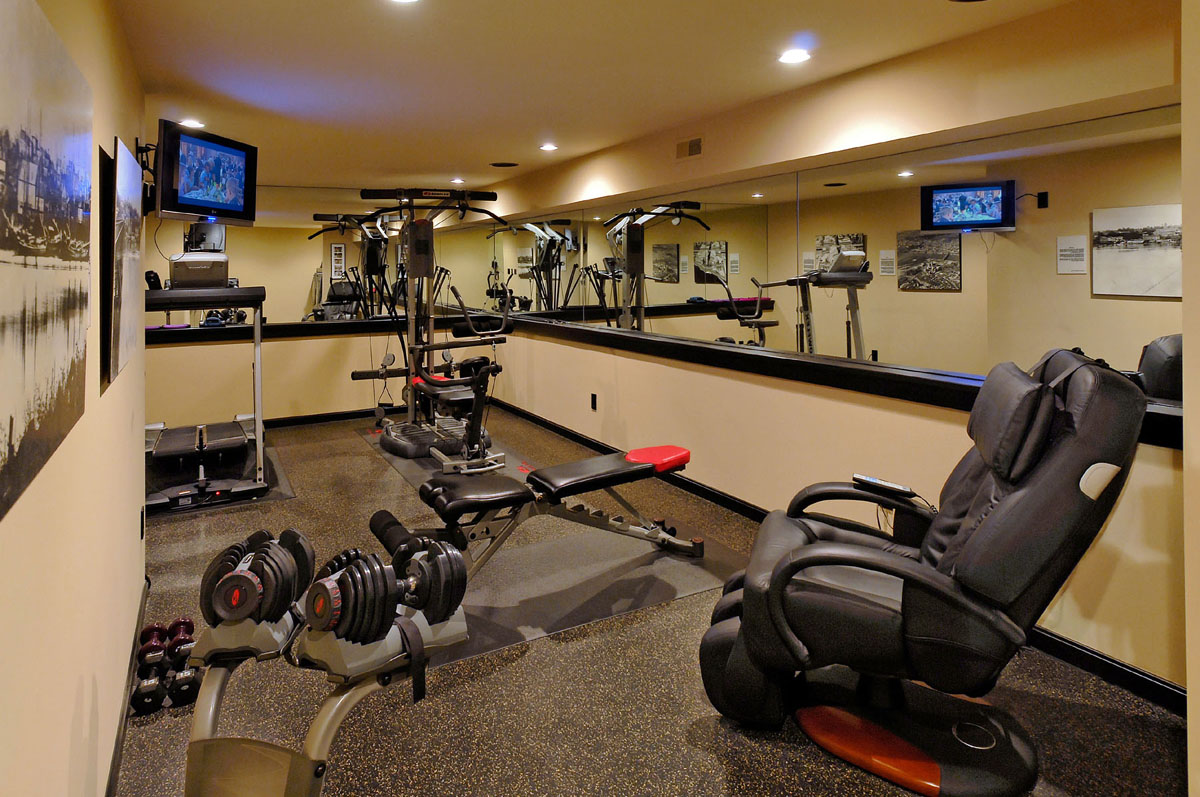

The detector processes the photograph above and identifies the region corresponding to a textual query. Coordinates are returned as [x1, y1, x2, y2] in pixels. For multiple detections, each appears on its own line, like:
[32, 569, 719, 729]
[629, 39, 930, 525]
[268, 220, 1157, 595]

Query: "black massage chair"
[1131, 333, 1181, 402]
[699, 348, 1146, 796]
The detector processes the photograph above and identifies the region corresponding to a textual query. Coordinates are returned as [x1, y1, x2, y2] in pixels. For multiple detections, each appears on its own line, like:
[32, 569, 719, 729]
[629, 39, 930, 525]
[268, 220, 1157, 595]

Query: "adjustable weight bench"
[402, 445, 704, 579]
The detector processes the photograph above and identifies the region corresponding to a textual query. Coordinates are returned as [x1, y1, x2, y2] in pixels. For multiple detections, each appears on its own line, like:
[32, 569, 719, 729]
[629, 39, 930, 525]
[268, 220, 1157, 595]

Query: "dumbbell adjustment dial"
[213, 569, 263, 621]
[306, 577, 343, 632]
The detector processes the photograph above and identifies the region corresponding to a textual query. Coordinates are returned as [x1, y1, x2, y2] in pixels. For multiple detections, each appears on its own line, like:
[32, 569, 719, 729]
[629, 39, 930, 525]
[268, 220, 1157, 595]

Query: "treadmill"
[759, 251, 874, 359]
[145, 286, 271, 511]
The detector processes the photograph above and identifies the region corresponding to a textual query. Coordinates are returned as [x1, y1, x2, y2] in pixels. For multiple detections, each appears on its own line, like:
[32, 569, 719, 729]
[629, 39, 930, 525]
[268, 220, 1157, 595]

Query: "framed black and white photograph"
[1091, 204, 1182, 298]
[816, 233, 866, 272]
[1, 0, 93, 521]
[897, 230, 961, 292]
[693, 240, 727, 284]
[111, 137, 142, 384]
[651, 243, 679, 283]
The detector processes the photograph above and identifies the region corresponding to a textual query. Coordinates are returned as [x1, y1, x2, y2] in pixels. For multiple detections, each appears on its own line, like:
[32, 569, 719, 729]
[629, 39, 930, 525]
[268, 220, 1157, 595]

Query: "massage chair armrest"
[786, 482, 935, 547]
[766, 542, 1026, 669]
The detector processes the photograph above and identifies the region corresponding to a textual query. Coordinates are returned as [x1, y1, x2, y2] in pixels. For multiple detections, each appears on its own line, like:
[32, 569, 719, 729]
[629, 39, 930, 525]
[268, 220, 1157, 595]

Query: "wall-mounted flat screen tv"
[155, 119, 258, 226]
[921, 180, 1015, 232]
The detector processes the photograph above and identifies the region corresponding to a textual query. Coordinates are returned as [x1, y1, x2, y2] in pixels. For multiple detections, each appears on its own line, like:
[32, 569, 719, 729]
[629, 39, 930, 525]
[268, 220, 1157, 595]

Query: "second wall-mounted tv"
[921, 180, 1015, 233]
[155, 119, 258, 226]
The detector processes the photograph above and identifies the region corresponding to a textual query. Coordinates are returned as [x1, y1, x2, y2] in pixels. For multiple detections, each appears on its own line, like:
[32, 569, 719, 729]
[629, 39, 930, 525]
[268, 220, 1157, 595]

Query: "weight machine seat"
[412, 378, 475, 413]
[525, 446, 690, 504]
[807, 271, 873, 288]
[419, 474, 534, 524]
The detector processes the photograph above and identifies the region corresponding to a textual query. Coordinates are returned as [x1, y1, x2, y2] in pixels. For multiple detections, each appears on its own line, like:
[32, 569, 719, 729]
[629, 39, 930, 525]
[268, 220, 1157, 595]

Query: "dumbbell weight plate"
[344, 560, 366, 643]
[379, 562, 400, 636]
[368, 553, 391, 643]
[199, 547, 241, 627]
[360, 554, 384, 643]
[248, 549, 278, 623]
[279, 528, 316, 595]
[353, 559, 373, 644]
[130, 677, 167, 715]
[264, 543, 292, 621]
[246, 529, 274, 549]
[334, 570, 354, 639]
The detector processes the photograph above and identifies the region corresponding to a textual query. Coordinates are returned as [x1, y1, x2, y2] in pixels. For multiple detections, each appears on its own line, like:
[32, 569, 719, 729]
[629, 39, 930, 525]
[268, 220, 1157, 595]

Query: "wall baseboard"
[1026, 627, 1185, 715]
[105, 575, 151, 797]
[488, 398, 1185, 715]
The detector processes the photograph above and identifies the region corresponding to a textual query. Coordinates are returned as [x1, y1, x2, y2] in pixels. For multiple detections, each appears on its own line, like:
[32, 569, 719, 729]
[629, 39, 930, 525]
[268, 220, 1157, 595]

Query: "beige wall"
[0, 1, 146, 794]
[492, 332, 1186, 685]
[146, 334, 398, 428]
[146, 221, 324, 323]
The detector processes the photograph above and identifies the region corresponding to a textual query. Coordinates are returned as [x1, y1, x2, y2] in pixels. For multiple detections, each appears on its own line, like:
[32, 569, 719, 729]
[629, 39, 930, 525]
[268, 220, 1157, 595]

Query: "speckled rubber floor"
[115, 409, 1186, 796]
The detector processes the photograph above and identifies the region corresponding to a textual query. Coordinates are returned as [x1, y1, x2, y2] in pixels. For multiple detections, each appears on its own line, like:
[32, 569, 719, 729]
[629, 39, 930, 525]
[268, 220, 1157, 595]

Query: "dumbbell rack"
[185, 606, 468, 797]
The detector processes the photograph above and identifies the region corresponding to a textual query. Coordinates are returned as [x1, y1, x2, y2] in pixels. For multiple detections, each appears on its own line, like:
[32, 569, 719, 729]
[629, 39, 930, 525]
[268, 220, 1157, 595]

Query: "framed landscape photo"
[693, 240, 728, 284]
[651, 243, 680, 283]
[1091, 204, 1182, 298]
[1, 0, 93, 521]
[897, 230, 961, 292]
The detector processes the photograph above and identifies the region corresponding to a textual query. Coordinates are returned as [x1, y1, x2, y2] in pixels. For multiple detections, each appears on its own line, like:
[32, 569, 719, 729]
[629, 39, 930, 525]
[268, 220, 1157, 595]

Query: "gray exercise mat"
[432, 526, 743, 666]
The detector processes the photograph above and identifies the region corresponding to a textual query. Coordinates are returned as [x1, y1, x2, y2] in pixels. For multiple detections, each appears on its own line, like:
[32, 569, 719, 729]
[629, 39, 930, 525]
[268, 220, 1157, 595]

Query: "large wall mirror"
[552, 105, 1180, 391]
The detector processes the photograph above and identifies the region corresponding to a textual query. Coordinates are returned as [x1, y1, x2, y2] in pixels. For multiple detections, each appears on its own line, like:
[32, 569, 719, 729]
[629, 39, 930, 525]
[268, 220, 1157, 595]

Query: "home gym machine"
[485, 219, 582, 311]
[484, 259, 531, 313]
[602, 201, 710, 330]
[757, 250, 874, 359]
[144, 284, 271, 512]
[349, 188, 512, 473]
[184, 527, 470, 796]
[307, 212, 403, 319]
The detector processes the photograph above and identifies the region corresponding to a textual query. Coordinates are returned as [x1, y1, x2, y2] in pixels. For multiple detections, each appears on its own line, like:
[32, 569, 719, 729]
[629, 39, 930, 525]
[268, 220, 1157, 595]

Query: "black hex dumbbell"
[167, 666, 203, 708]
[130, 675, 167, 715]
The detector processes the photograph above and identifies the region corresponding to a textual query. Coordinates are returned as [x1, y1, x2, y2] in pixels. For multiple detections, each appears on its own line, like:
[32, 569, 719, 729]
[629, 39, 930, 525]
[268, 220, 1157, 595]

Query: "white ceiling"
[116, 0, 1075, 193]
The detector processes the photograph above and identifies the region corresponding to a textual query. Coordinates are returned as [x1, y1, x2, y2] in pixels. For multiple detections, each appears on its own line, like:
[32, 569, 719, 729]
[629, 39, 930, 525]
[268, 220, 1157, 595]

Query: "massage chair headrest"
[967, 361, 1057, 484]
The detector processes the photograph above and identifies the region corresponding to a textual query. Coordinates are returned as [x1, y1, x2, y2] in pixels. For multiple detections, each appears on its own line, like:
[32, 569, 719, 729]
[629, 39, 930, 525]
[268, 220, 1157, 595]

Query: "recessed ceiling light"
[490, 162, 519, 168]
[778, 48, 811, 64]
[592, 216, 602, 221]
[390, 0, 419, 4]
[898, 171, 915, 178]
[450, 177, 465, 184]
[824, 182, 847, 187]
[539, 143, 558, 152]
[179, 119, 204, 128]
[751, 193, 764, 198]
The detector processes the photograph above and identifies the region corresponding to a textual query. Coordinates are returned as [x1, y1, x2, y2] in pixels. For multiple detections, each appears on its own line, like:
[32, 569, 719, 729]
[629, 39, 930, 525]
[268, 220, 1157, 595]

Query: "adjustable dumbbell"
[201, 529, 318, 627]
[371, 511, 467, 623]
[136, 624, 171, 680]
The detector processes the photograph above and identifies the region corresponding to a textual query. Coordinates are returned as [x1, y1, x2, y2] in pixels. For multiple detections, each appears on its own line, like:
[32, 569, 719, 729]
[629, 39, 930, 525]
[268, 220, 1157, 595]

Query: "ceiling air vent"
[675, 137, 703, 160]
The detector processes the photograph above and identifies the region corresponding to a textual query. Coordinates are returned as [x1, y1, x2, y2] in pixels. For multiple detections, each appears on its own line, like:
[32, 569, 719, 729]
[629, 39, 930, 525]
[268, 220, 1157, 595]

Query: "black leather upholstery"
[418, 474, 533, 524]
[1136, 333, 1181, 401]
[525, 453, 654, 503]
[701, 349, 1146, 726]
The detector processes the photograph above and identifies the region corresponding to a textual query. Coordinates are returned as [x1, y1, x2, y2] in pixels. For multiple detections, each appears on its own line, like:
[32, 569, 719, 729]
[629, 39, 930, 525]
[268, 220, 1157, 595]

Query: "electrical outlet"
[590, 393, 597, 411]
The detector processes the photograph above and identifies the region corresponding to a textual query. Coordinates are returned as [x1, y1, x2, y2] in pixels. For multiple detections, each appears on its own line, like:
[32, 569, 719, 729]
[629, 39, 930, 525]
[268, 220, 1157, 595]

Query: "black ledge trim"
[145, 301, 770, 346]
[263, 405, 408, 429]
[508, 316, 1181, 450]
[490, 397, 1184, 715]
[1027, 627, 1184, 715]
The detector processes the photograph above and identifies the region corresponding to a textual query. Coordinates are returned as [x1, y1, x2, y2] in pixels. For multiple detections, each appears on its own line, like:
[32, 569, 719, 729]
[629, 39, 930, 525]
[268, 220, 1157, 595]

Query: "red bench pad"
[626, 446, 690, 473]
